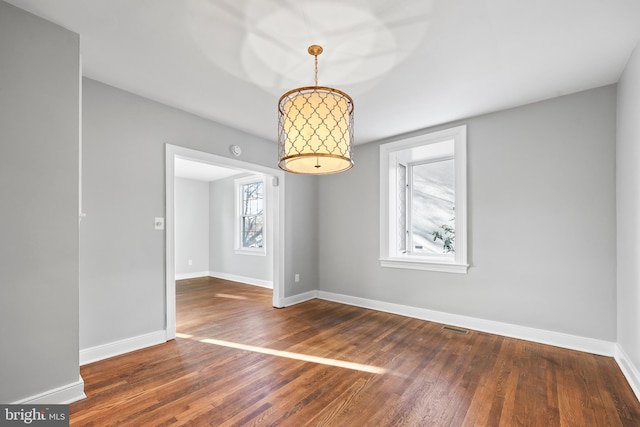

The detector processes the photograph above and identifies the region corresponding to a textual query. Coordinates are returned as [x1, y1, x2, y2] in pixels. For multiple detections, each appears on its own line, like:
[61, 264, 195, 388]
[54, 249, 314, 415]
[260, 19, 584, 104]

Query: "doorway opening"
[165, 144, 285, 340]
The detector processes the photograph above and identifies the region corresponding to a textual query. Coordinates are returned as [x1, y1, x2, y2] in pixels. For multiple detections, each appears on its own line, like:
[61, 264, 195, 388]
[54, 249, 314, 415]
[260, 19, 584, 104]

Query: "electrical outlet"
[294, 273, 300, 283]
[188, 259, 193, 266]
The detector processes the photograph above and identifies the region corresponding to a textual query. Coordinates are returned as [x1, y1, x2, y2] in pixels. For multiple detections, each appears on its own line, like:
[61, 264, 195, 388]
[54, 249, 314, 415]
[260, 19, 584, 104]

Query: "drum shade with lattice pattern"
[277, 46, 354, 175]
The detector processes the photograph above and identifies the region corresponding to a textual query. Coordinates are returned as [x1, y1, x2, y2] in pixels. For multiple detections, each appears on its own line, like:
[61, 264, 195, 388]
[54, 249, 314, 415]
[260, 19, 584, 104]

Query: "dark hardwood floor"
[71, 277, 640, 426]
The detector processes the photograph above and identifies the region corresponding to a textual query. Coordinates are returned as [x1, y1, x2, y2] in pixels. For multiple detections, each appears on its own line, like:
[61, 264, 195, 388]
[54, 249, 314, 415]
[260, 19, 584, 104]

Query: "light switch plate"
[155, 217, 164, 230]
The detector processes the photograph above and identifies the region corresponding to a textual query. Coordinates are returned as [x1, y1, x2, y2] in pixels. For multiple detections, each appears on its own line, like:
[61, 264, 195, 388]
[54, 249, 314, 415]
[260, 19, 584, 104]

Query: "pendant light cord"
[308, 45, 323, 87]
[314, 53, 319, 86]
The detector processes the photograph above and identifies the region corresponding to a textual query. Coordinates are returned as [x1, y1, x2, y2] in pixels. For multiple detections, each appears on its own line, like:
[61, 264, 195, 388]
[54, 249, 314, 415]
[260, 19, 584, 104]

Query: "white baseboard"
[13, 375, 86, 404]
[80, 330, 167, 366]
[209, 271, 273, 289]
[283, 290, 318, 307]
[315, 291, 615, 357]
[175, 271, 209, 280]
[615, 344, 640, 402]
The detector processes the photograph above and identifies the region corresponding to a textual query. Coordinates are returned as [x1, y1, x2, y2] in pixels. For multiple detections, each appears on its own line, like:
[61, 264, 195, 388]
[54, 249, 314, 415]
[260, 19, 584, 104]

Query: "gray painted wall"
[175, 178, 210, 276]
[209, 174, 271, 283]
[617, 44, 640, 375]
[0, 1, 80, 402]
[81, 78, 317, 350]
[318, 86, 617, 341]
[285, 174, 318, 294]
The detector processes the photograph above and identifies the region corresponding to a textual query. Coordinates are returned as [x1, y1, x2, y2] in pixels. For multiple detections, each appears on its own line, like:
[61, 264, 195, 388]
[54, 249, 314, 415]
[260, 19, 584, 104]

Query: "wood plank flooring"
[71, 277, 640, 426]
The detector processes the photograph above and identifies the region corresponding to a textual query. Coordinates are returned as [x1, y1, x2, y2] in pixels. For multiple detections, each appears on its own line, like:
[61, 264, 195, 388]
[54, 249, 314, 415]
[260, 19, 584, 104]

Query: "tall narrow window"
[235, 175, 266, 256]
[397, 163, 407, 253]
[380, 125, 467, 273]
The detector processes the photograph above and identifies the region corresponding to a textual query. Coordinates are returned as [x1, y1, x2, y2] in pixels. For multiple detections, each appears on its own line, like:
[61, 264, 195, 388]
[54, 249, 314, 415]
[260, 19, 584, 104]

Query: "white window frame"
[380, 125, 468, 273]
[235, 175, 267, 256]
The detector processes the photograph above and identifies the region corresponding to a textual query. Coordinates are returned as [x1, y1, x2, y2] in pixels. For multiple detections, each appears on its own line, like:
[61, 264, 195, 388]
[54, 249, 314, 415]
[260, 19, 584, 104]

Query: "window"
[235, 175, 266, 256]
[380, 125, 467, 273]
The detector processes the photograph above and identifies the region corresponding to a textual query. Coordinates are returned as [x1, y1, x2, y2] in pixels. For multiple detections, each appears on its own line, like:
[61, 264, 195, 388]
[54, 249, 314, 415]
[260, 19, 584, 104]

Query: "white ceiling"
[7, 0, 640, 145]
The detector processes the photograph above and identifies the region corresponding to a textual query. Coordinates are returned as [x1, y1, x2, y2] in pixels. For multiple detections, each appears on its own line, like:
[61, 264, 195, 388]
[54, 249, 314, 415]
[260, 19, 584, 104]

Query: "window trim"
[234, 175, 267, 256]
[379, 125, 468, 274]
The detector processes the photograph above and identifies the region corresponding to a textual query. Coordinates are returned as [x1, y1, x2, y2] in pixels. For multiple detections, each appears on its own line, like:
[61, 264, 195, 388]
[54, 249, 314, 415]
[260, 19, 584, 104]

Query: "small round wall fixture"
[229, 145, 242, 157]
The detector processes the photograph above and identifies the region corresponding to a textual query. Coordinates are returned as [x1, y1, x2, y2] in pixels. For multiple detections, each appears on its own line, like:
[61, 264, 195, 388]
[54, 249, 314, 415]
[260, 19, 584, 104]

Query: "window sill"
[380, 258, 468, 274]
[235, 248, 266, 257]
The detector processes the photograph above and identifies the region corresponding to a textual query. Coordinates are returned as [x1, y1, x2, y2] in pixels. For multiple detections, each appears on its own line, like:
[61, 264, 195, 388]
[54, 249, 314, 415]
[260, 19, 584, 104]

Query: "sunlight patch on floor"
[200, 338, 387, 374]
[176, 333, 386, 374]
[214, 293, 249, 300]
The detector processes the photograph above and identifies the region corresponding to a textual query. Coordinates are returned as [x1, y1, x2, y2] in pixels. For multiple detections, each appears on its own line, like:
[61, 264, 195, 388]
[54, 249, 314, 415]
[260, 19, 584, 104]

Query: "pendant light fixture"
[278, 45, 354, 174]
